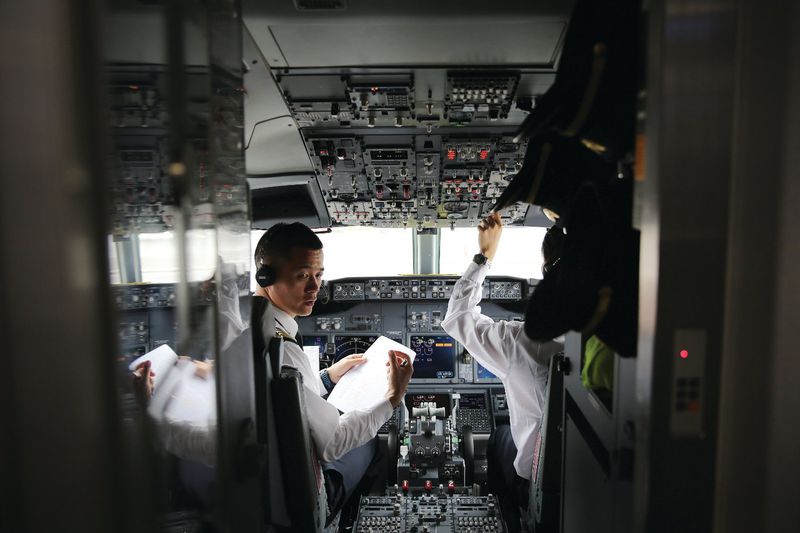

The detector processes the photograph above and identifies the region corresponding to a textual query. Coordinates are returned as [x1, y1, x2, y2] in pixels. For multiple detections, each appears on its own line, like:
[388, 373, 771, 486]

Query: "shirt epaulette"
[276, 329, 299, 345]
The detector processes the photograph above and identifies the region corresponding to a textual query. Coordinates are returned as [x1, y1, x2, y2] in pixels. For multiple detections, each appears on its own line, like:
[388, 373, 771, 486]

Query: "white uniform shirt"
[271, 306, 394, 463]
[441, 261, 562, 479]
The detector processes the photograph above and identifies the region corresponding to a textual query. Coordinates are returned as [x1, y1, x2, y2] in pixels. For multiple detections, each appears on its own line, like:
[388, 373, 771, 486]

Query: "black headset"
[255, 261, 276, 287]
[255, 226, 279, 287]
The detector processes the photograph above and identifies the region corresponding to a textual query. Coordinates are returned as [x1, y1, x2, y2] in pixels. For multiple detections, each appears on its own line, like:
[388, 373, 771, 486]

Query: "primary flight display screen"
[303, 335, 328, 353]
[409, 335, 457, 380]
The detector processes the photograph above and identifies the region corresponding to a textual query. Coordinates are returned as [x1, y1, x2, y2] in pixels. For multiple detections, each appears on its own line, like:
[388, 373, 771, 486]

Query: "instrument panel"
[354, 493, 505, 533]
[299, 275, 530, 386]
[300, 275, 527, 441]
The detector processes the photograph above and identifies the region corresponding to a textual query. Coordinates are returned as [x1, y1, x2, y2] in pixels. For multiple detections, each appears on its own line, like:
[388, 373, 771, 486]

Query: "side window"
[140, 230, 217, 283]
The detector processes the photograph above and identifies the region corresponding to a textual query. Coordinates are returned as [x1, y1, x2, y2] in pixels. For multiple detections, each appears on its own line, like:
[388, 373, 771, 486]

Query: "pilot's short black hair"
[254, 222, 323, 268]
[542, 225, 565, 275]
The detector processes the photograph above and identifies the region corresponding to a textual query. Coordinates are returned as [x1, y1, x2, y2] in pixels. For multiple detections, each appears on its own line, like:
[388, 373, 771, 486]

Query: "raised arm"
[441, 213, 525, 379]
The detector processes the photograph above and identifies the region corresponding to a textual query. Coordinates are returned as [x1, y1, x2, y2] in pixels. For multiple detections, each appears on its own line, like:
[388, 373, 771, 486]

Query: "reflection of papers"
[327, 336, 415, 413]
[148, 361, 195, 421]
[164, 371, 217, 424]
[145, 357, 217, 425]
[128, 344, 178, 392]
[304, 346, 320, 374]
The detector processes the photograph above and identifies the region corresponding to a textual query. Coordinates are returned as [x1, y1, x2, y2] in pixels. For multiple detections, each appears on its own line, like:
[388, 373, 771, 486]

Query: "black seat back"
[252, 297, 322, 532]
[271, 363, 322, 533]
[526, 354, 566, 532]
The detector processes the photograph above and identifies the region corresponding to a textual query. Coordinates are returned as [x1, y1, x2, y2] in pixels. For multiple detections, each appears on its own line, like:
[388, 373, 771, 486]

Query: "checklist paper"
[326, 336, 415, 413]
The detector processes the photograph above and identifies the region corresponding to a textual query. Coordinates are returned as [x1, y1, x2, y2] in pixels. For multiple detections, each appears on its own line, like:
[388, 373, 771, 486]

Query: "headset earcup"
[255, 264, 275, 287]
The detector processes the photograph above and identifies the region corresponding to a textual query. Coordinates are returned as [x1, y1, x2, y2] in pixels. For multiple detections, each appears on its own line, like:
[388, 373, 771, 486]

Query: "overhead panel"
[242, 0, 572, 228]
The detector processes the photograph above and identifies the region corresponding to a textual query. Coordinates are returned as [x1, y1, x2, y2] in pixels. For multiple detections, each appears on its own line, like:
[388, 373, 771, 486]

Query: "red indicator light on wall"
[447, 149, 457, 160]
[680, 349, 689, 359]
[479, 149, 489, 160]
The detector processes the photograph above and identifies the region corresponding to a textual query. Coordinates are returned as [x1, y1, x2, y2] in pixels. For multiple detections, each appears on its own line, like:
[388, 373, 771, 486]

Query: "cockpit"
[3, 1, 799, 533]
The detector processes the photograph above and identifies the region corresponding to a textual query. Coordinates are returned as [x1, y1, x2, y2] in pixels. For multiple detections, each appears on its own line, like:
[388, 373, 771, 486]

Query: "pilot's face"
[267, 247, 324, 318]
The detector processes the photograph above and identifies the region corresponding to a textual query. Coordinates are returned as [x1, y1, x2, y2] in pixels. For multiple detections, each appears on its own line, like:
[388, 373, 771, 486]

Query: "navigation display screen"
[333, 335, 379, 362]
[409, 335, 456, 380]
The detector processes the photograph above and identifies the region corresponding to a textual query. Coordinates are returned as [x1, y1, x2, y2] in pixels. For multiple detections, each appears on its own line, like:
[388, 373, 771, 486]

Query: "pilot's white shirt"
[441, 261, 562, 480]
[271, 305, 394, 463]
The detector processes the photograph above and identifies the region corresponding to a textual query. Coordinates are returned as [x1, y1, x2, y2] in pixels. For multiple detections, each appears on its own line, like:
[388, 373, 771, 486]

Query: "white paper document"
[327, 336, 416, 413]
[128, 344, 179, 392]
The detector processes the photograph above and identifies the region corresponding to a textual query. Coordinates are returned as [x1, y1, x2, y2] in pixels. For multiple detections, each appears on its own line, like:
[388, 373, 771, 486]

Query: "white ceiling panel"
[244, 0, 572, 69]
[268, 21, 565, 67]
[243, 26, 314, 174]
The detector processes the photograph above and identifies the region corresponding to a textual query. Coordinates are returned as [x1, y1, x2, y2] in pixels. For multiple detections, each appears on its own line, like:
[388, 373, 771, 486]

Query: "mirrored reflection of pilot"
[130, 259, 258, 507]
[441, 213, 563, 533]
[253, 223, 413, 529]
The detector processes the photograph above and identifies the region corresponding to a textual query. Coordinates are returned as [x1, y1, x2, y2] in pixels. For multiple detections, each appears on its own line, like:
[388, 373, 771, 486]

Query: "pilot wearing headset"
[253, 222, 414, 529]
[441, 213, 564, 533]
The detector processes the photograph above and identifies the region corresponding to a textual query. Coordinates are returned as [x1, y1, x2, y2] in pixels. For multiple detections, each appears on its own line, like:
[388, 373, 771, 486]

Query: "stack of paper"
[327, 336, 416, 413]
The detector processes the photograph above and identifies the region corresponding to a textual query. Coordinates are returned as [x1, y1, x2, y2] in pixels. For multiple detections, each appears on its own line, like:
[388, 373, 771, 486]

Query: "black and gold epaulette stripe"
[275, 329, 299, 345]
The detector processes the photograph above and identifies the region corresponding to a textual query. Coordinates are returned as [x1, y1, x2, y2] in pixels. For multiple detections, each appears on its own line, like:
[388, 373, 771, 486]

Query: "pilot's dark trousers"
[322, 436, 385, 523]
[488, 424, 529, 533]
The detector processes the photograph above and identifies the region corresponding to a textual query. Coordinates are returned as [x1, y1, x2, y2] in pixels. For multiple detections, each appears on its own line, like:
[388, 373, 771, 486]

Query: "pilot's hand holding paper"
[326, 336, 415, 413]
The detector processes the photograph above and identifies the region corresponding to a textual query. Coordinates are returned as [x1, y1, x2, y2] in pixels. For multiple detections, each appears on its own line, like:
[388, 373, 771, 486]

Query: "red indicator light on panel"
[447, 149, 457, 160]
[680, 349, 689, 359]
[479, 149, 489, 160]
